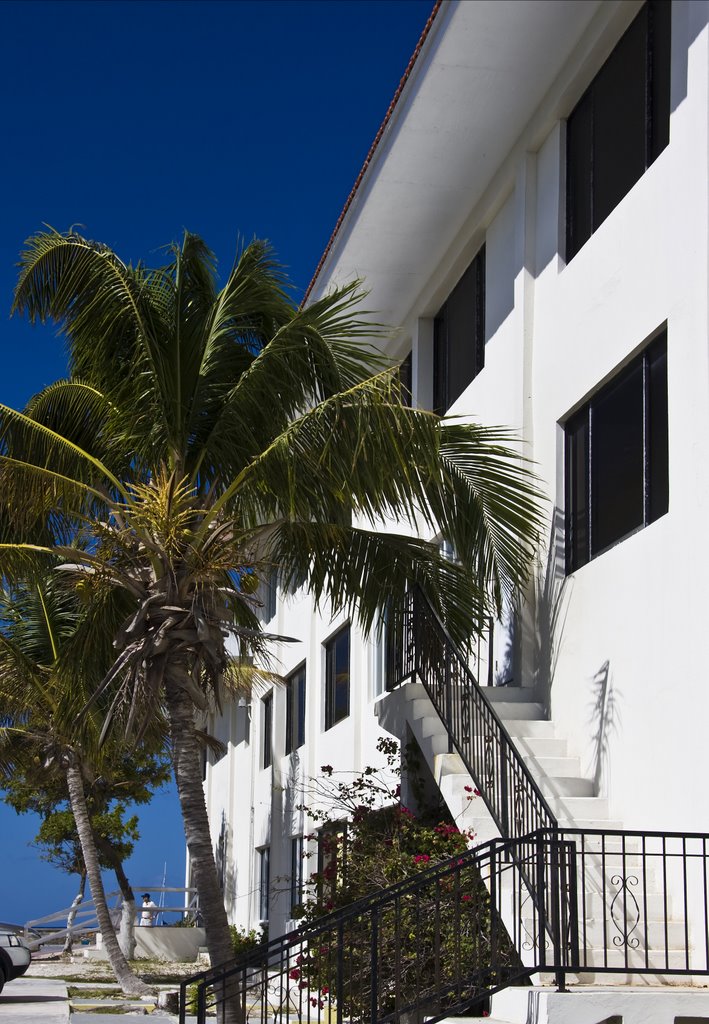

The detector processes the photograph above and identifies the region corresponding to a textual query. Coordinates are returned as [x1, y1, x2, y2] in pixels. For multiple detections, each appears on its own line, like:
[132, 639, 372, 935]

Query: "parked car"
[0, 931, 31, 993]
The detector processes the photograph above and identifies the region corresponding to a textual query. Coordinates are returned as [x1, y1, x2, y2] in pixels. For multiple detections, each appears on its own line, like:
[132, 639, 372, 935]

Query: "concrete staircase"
[376, 681, 693, 994]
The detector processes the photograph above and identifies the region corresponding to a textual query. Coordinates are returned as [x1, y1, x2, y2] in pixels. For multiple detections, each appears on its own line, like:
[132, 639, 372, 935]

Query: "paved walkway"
[0, 977, 69, 1022]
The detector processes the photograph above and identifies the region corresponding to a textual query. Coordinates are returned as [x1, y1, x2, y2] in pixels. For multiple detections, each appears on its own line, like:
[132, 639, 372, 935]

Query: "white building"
[203, 2, 709, 1019]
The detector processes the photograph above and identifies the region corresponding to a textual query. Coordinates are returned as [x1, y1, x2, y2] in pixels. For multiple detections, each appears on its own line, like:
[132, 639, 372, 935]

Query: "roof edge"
[302, 0, 444, 306]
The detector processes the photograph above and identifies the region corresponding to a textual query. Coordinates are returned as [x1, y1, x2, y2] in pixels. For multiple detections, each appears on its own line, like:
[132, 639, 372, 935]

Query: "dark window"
[565, 330, 668, 572]
[566, 1, 671, 260]
[262, 692, 273, 769]
[285, 665, 306, 754]
[258, 846, 270, 922]
[324, 626, 350, 730]
[264, 568, 277, 621]
[398, 351, 412, 407]
[290, 836, 304, 915]
[433, 246, 486, 414]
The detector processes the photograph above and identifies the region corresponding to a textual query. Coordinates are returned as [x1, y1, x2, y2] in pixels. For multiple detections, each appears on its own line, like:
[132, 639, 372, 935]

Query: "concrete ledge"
[491, 985, 709, 1024]
[135, 927, 207, 962]
[88, 927, 207, 962]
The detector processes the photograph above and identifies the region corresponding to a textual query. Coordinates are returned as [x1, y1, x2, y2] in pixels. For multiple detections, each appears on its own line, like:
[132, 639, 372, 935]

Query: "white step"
[523, 754, 581, 778]
[553, 796, 609, 820]
[539, 775, 596, 799]
[504, 719, 557, 739]
[491, 701, 546, 720]
[483, 686, 541, 704]
[410, 696, 434, 721]
[492, 984, 709, 1021]
[515, 735, 568, 758]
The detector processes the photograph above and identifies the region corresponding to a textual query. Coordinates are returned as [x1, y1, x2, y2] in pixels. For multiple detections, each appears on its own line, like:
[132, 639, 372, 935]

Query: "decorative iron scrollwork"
[609, 874, 641, 948]
[483, 735, 495, 791]
[513, 781, 525, 838]
[520, 890, 550, 951]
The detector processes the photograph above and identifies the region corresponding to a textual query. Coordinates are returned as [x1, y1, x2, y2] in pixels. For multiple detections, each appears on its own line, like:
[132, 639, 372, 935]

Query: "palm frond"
[206, 371, 440, 534]
[190, 279, 389, 484]
[270, 522, 488, 647]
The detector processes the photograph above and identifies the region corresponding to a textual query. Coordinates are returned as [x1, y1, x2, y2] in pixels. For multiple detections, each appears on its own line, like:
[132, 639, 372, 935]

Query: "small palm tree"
[0, 574, 152, 995]
[1, 229, 543, 1014]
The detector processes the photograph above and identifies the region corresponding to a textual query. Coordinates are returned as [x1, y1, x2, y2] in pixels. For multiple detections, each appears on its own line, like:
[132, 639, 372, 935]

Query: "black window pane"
[433, 312, 447, 415]
[297, 670, 306, 747]
[290, 837, 303, 914]
[650, 0, 672, 160]
[286, 666, 306, 753]
[566, 2, 671, 261]
[566, 89, 594, 260]
[447, 258, 481, 408]
[262, 693, 273, 769]
[648, 334, 669, 522]
[432, 246, 485, 413]
[566, 410, 590, 571]
[325, 627, 350, 730]
[399, 351, 412, 407]
[259, 848, 270, 921]
[591, 361, 644, 554]
[593, 8, 648, 232]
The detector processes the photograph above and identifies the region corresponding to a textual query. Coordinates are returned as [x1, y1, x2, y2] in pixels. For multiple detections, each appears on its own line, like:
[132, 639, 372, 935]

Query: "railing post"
[489, 844, 499, 966]
[500, 734, 510, 838]
[566, 840, 580, 970]
[336, 918, 344, 1024]
[197, 979, 206, 1024]
[178, 980, 186, 1024]
[536, 833, 547, 970]
[550, 838, 566, 992]
[370, 907, 379, 1023]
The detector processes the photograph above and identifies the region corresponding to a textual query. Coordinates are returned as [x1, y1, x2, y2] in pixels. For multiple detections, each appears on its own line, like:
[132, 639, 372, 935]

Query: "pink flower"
[321, 986, 329, 996]
[289, 968, 301, 981]
[413, 854, 431, 863]
[464, 785, 473, 793]
[474, 788, 481, 796]
[461, 894, 472, 902]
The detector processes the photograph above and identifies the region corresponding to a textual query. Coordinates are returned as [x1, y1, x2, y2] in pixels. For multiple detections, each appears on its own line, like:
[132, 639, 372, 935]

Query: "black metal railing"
[179, 832, 573, 1024]
[396, 587, 557, 840]
[557, 827, 709, 977]
[180, 595, 709, 1021]
[181, 828, 709, 1022]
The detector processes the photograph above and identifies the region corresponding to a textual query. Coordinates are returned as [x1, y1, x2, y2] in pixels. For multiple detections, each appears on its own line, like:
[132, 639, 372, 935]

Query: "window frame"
[285, 663, 306, 754]
[564, 329, 668, 573]
[324, 625, 350, 731]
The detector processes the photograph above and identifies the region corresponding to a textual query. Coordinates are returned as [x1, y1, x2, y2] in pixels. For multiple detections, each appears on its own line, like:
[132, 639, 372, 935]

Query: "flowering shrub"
[288, 738, 508, 1020]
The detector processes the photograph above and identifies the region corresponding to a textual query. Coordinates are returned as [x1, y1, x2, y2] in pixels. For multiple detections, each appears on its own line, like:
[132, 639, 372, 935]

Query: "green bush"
[229, 924, 266, 957]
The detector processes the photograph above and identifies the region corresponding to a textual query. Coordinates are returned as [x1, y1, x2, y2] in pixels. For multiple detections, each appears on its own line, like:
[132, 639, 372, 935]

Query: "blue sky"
[0, 0, 432, 926]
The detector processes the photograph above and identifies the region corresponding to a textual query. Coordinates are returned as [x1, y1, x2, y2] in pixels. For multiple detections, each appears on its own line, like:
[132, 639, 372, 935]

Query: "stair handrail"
[179, 832, 553, 1024]
[401, 587, 558, 840]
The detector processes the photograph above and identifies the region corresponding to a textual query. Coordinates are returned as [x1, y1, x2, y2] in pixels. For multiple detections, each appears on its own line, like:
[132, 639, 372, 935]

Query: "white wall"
[204, 0, 709, 937]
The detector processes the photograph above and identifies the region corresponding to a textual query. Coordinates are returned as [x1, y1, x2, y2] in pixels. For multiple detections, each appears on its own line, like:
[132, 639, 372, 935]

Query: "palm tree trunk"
[166, 680, 242, 1024]
[62, 871, 86, 954]
[113, 860, 137, 960]
[65, 762, 151, 996]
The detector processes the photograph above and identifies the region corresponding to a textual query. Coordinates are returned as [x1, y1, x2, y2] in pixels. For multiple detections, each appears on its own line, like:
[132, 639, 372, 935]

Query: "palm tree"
[0, 574, 152, 995]
[0, 229, 543, 1013]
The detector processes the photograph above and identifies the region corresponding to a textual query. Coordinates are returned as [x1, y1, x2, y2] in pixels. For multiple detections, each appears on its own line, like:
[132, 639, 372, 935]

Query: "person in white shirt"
[139, 893, 158, 927]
